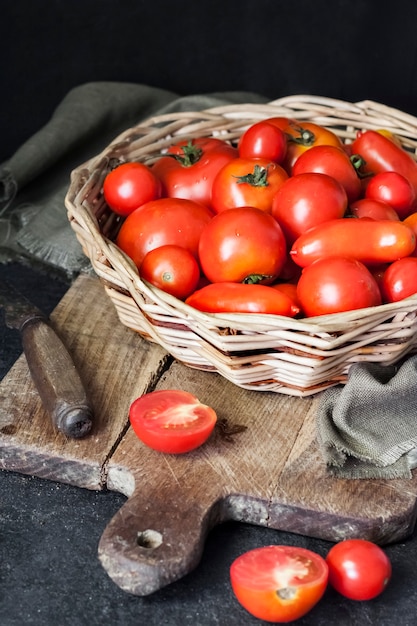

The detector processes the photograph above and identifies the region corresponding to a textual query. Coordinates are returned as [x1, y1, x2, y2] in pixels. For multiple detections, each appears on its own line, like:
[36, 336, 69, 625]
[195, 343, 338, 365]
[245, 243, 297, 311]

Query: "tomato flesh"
[230, 545, 328, 623]
[129, 390, 217, 454]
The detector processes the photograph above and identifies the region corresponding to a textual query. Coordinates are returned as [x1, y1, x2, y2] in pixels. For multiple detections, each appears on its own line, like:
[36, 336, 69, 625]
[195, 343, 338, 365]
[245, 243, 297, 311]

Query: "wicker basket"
[65, 95, 417, 397]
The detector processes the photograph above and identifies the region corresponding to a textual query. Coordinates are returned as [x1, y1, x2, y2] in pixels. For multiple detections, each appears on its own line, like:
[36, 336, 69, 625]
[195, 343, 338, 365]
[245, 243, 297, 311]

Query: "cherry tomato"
[185, 282, 300, 316]
[267, 118, 344, 172]
[238, 121, 287, 163]
[381, 256, 417, 302]
[271, 172, 348, 245]
[297, 257, 382, 316]
[403, 212, 417, 256]
[139, 245, 201, 300]
[198, 207, 287, 284]
[230, 545, 328, 623]
[116, 197, 213, 268]
[326, 539, 391, 601]
[103, 162, 162, 216]
[290, 218, 416, 267]
[349, 198, 400, 221]
[365, 171, 416, 219]
[211, 157, 288, 214]
[292, 144, 362, 203]
[151, 137, 238, 208]
[129, 389, 217, 454]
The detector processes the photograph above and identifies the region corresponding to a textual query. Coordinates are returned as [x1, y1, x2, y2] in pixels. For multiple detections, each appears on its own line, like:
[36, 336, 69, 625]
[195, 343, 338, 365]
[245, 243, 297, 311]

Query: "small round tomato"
[403, 212, 417, 256]
[129, 389, 217, 454]
[349, 198, 400, 221]
[238, 121, 287, 163]
[198, 206, 287, 284]
[151, 137, 237, 208]
[139, 245, 200, 300]
[292, 144, 362, 203]
[116, 197, 213, 268]
[271, 172, 348, 245]
[230, 545, 328, 623]
[103, 162, 162, 216]
[381, 256, 417, 302]
[326, 539, 391, 601]
[211, 157, 288, 214]
[365, 171, 416, 219]
[297, 257, 382, 316]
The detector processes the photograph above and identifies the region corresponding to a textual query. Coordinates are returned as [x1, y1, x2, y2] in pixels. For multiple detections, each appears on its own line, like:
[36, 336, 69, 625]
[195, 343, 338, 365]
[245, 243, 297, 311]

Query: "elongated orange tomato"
[290, 218, 416, 267]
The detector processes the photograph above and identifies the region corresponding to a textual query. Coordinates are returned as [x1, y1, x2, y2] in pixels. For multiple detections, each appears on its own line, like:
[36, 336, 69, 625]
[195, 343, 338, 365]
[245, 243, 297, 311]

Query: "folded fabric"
[316, 355, 417, 479]
[0, 81, 268, 275]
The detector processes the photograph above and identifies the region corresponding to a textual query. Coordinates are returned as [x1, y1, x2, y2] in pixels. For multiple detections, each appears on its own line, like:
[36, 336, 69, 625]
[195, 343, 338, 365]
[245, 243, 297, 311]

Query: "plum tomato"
[230, 545, 328, 622]
[198, 206, 287, 284]
[381, 256, 417, 302]
[210, 157, 288, 214]
[129, 389, 217, 454]
[326, 539, 391, 601]
[349, 198, 400, 221]
[238, 120, 287, 163]
[296, 257, 382, 316]
[115, 197, 213, 268]
[103, 162, 162, 216]
[271, 172, 348, 245]
[139, 245, 201, 300]
[365, 171, 416, 219]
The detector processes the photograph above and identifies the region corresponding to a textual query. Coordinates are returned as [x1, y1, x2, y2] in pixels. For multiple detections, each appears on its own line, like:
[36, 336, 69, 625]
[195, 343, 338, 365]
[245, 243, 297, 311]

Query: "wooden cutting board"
[1, 274, 417, 596]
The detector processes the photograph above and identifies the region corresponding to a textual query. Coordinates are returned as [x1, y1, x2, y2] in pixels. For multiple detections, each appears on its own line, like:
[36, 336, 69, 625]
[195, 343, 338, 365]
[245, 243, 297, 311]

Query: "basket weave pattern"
[65, 96, 417, 396]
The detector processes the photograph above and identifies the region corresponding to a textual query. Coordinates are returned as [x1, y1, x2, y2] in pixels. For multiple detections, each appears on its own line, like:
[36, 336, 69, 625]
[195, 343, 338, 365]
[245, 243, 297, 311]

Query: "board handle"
[98, 484, 221, 595]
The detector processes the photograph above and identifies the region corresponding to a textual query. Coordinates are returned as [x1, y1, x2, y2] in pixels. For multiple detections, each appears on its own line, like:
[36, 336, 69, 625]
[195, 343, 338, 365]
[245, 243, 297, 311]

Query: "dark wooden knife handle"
[20, 315, 93, 438]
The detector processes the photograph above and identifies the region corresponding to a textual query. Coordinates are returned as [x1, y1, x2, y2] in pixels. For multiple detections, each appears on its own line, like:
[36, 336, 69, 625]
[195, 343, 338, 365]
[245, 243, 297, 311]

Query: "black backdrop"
[3, 0, 417, 163]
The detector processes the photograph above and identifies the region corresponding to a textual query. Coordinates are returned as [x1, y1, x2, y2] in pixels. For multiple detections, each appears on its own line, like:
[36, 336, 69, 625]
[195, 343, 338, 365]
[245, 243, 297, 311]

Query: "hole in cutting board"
[137, 529, 163, 549]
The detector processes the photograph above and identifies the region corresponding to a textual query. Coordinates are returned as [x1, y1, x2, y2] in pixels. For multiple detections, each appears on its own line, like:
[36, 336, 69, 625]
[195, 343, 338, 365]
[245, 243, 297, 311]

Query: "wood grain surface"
[1, 274, 417, 595]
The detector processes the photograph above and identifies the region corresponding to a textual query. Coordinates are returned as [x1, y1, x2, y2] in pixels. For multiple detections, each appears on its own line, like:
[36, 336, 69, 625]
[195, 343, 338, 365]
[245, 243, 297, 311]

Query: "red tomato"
[403, 212, 417, 256]
[267, 118, 344, 172]
[198, 207, 287, 284]
[116, 198, 213, 268]
[326, 539, 391, 601]
[129, 389, 217, 454]
[297, 257, 382, 316]
[350, 198, 400, 221]
[151, 137, 238, 208]
[185, 282, 300, 316]
[211, 157, 288, 214]
[271, 282, 302, 312]
[351, 130, 417, 211]
[139, 245, 200, 300]
[230, 545, 328, 622]
[290, 218, 416, 267]
[381, 256, 417, 302]
[365, 171, 416, 219]
[271, 172, 348, 245]
[103, 162, 161, 216]
[238, 121, 287, 163]
[292, 144, 362, 203]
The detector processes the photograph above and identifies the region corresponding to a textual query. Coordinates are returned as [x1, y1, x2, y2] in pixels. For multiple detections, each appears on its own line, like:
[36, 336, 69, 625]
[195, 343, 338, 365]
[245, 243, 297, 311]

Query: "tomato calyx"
[234, 164, 270, 187]
[350, 153, 371, 178]
[286, 122, 316, 147]
[242, 273, 273, 284]
[165, 140, 204, 167]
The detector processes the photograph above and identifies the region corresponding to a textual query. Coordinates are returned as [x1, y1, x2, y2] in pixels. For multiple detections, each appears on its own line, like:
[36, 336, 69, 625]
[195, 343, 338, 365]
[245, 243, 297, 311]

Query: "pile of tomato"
[102, 116, 417, 318]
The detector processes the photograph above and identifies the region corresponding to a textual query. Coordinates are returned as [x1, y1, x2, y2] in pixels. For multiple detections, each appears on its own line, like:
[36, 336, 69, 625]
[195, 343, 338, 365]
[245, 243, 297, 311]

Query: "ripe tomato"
[271, 282, 302, 312]
[326, 539, 391, 601]
[292, 144, 362, 203]
[151, 137, 237, 209]
[297, 257, 382, 316]
[103, 162, 162, 216]
[116, 197, 213, 268]
[230, 545, 328, 622]
[349, 198, 400, 221]
[403, 212, 417, 256]
[290, 218, 416, 267]
[185, 282, 300, 316]
[267, 118, 344, 172]
[211, 157, 288, 214]
[365, 171, 416, 219]
[139, 245, 200, 300]
[271, 172, 348, 245]
[198, 207, 287, 284]
[238, 121, 287, 163]
[129, 389, 217, 454]
[381, 256, 417, 302]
